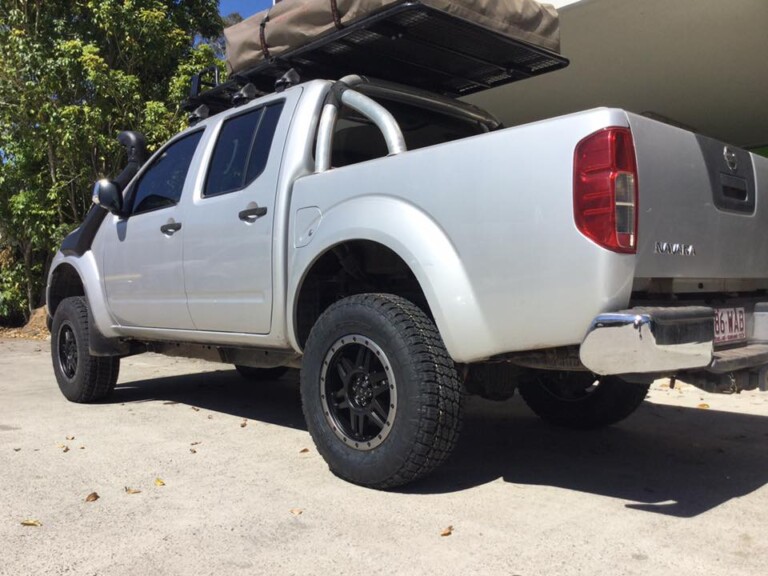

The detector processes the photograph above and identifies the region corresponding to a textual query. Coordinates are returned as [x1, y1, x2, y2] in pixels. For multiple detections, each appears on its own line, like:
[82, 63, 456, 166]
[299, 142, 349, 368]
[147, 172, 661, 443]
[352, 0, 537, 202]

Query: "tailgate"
[628, 113, 768, 284]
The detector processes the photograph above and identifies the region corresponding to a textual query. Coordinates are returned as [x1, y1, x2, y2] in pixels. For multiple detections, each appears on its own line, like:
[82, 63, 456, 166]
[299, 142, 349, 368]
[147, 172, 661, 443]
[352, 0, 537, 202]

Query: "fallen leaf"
[299, 448, 309, 454]
[154, 478, 166, 487]
[79, 446, 85, 450]
[207, 415, 213, 420]
[162, 401, 178, 405]
[13, 448, 21, 452]
[85, 492, 99, 503]
[191, 407, 200, 412]
[290, 508, 303, 516]
[190, 441, 201, 446]
[190, 448, 197, 454]
[440, 525, 454, 537]
[240, 419, 247, 428]
[66, 435, 75, 441]
[124, 487, 141, 495]
[21, 519, 42, 527]
[62, 446, 70, 453]
[697, 403, 710, 409]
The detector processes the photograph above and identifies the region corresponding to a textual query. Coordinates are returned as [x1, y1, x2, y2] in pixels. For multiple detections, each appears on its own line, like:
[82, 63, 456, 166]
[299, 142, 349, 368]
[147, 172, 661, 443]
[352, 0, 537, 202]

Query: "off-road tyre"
[234, 365, 289, 381]
[51, 296, 120, 403]
[300, 294, 463, 489]
[517, 371, 649, 430]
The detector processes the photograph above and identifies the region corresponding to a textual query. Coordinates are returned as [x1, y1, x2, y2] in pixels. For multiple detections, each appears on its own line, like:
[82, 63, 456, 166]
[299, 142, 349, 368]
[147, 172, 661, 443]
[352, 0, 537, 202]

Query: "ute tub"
[580, 307, 715, 375]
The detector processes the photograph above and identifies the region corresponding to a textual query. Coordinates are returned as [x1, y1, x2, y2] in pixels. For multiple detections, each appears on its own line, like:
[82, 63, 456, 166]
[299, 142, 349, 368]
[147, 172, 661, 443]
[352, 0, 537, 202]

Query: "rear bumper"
[580, 307, 715, 375]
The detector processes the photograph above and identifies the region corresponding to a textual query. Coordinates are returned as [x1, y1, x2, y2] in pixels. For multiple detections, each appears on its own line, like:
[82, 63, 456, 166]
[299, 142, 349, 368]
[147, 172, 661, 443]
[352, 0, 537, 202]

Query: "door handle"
[160, 221, 182, 235]
[239, 206, 268, 221]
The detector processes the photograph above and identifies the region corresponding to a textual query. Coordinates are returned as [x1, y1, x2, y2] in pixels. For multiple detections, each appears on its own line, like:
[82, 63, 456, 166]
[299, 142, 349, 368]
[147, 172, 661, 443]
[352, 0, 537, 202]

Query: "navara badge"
[655, 242, 696, 256]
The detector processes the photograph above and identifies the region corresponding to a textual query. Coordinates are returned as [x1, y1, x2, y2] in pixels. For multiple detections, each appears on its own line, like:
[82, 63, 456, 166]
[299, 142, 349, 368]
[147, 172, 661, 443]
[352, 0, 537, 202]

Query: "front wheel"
[300, 294, 463, 489]
[51, 297, 120, 403]
[517, 371, 649, 430]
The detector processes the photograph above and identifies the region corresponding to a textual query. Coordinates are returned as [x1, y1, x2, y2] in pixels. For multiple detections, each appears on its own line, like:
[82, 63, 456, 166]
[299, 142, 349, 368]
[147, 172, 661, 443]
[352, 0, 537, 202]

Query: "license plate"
[714, 307, 746, 344]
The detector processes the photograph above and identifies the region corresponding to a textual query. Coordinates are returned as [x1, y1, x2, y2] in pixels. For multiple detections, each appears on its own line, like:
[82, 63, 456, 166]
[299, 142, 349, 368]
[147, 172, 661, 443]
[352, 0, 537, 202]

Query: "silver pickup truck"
[46, 74, 768, 488]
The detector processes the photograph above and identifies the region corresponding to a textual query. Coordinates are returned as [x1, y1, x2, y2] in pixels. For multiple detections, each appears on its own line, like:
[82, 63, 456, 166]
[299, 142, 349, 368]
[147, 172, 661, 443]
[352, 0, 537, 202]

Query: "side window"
[205, 102, 284, 198]
[131, 131, 203, 215]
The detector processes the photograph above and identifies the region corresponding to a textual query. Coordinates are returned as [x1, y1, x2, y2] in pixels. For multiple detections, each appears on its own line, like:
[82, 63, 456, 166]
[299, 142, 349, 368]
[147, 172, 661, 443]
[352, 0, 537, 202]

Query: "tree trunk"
[22, 241, 34, 321]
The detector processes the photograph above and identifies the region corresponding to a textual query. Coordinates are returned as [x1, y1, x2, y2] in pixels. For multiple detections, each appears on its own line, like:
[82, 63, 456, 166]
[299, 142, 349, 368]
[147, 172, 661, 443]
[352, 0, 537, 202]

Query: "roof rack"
[184, 1, 568, 119]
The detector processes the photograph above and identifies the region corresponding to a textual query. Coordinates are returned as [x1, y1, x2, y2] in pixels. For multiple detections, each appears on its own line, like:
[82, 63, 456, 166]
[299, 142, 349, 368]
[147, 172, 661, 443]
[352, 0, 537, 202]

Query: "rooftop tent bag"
[222, 0, 564, 96]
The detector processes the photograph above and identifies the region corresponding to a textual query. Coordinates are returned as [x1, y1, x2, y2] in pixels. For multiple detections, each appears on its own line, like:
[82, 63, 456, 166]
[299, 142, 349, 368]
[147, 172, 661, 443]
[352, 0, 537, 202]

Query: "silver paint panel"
[290, 108, 636, 362]
[628, 113, 768, 281]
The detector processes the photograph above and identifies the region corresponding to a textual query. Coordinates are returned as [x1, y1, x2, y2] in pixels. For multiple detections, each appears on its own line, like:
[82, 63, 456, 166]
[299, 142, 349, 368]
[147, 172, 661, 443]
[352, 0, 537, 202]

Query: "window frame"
[125, 128, 205, 217]
[202, 100, 285, 199]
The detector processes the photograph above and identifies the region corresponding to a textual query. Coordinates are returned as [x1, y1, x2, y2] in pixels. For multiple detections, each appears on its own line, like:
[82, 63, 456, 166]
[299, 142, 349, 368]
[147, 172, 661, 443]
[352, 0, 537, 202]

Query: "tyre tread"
[302, 293, 463, 489]
[52, 297, 119, 403]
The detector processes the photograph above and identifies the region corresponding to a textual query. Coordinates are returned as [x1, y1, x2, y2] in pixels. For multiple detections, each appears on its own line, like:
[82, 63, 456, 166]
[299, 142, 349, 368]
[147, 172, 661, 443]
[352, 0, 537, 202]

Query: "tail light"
[574, 127, 638, 253]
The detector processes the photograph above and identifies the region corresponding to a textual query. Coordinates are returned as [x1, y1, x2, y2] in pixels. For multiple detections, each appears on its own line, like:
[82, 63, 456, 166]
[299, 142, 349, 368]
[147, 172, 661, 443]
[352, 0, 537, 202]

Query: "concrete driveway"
[2, 337, 767, 575]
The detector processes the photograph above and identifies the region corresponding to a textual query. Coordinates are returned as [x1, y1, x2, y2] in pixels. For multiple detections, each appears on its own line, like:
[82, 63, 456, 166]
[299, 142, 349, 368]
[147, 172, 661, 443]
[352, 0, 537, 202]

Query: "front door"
[102, 130, 204, 329]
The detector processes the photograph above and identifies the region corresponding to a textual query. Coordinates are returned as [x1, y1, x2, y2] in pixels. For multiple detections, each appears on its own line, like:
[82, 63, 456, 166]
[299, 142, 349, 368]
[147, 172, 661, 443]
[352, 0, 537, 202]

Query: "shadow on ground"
[113, 368, 307, 431]
[113, 369, 768, 518]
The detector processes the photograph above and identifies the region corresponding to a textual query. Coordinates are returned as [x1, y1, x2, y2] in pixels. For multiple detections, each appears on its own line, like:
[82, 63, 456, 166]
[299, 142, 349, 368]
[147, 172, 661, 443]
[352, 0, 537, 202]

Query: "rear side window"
[131, 131, 203, 215]
[205, 102, 284, 197]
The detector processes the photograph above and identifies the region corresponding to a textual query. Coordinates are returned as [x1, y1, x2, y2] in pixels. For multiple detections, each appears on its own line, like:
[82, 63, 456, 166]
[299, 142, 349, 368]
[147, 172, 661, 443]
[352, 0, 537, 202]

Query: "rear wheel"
[300, 294, 463, 489]
[51, 297, 119, 403]
[517, 371, 649, 430]
[234, 365, 288, 381]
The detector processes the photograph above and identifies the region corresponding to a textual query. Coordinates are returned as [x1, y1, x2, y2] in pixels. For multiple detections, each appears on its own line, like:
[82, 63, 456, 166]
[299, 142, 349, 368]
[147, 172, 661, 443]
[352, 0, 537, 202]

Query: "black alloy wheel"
[51, 296, 120, 403]
[301, 293, 463, 489]
[320, 335, 396, 451]
[58, 322, 79, 379]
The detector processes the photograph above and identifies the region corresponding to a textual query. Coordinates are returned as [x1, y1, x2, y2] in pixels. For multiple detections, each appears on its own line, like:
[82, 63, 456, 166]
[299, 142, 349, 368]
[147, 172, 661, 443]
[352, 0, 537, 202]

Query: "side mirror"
[92, 179, 123, 216]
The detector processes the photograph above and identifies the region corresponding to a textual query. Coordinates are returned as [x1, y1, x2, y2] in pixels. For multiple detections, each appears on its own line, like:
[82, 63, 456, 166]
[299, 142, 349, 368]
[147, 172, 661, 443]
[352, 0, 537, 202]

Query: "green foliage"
[0, 0, 222, 322]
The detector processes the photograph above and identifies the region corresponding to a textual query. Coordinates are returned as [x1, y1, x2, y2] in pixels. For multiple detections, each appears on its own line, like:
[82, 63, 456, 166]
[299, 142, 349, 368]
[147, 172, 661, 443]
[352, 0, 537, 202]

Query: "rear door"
[182, 92, 296, 334]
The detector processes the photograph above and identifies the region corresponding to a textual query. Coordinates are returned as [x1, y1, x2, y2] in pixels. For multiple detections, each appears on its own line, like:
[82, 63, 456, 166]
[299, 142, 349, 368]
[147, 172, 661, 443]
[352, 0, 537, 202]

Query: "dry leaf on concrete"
[66, 435, 75, 441]
[124, 487, 142, 495]
[154, 478, 166, 487]
[697, 403, 710, 409]
[190, 448, 197, 454]
[299, 448, 310, 454]
[240, 419, 248, 428]
[62, 446, 70, 453]
[21, 519, 42, 527]
[290, 508, 304, 516]
[85, 492, 99, 503]
[440, 525, 454, 537]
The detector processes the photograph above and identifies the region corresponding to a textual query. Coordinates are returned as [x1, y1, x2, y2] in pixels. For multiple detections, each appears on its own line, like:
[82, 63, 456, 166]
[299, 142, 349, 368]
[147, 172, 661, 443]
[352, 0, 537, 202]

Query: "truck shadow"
[112, 368, 308, 431]
[415, 395, 768, 518]
[112, 370, 768, 518]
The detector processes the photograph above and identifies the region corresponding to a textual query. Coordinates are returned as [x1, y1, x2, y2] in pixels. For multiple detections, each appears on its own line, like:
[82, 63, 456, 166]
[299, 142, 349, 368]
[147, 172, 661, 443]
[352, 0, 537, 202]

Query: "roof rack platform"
[186, 1, 568, 116]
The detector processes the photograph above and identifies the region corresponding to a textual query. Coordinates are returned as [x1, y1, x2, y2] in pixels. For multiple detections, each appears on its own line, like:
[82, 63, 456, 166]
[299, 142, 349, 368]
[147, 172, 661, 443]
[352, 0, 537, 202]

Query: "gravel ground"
[1, 337, 767, 576]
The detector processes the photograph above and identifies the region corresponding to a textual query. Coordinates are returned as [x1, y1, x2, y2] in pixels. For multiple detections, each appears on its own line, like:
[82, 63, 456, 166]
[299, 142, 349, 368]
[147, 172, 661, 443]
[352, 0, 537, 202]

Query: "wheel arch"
[47, 252, 124, 352]
[48, 263, 85, 321]
[288, 196, 494, 362]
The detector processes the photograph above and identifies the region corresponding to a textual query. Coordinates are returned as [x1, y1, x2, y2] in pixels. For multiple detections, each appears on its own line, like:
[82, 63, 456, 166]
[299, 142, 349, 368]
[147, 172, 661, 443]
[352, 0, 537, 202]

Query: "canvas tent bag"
[224, 0, 561, 74]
